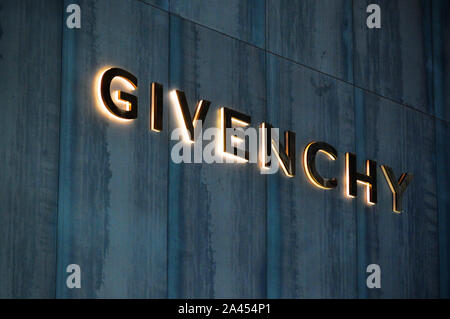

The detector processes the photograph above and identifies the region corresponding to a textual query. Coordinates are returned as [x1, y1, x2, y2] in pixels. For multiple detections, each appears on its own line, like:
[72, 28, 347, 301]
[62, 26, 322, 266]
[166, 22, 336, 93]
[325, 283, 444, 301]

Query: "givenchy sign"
[95, 67, 413, 213]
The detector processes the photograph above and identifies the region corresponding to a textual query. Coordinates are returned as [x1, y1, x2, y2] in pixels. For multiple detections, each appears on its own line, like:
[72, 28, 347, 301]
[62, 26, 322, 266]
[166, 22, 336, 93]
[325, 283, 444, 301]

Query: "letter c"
[303, 141, 338, 189]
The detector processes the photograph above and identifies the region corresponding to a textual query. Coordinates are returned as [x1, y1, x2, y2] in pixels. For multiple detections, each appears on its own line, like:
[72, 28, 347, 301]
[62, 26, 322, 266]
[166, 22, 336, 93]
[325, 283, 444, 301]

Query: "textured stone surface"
[354, 88, 439, 298]
[266, 54, 357, 298]
[56, 0, 169, 298]
[353, 0, 433, 115]
[267, 0, 353, 81]
[0, 0, 447, 298]
[171, 0, 265, 48]
[0, 0, 62, 298]
[168, 16, 266, 298]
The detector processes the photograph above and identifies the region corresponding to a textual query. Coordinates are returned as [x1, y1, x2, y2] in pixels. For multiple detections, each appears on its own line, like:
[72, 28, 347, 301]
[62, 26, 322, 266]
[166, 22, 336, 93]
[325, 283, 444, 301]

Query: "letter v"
[171, 90, 210, 143]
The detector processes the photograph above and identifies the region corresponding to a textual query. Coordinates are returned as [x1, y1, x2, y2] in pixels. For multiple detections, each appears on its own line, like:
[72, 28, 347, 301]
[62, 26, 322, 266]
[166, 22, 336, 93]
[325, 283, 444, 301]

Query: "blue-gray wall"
[0, 0, 448, 298]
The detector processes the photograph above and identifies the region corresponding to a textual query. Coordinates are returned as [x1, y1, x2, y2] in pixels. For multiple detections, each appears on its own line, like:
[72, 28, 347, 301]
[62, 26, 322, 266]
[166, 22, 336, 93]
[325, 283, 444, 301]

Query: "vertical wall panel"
[353, 87, 368, 298]
[433, 1, 450, 296]
[357, 92, 439, 298]
[57, 0, 169, 298]
[435, 120, 449, 298]
[168, 16, 266, 298]
[267, 0, 354, 82]
[170, 0, 265, 48]
[266, 54, 357, 298]
[353, 0, 433, 114]
[432, 0, 450, 123]
[0, 0, 62, 298]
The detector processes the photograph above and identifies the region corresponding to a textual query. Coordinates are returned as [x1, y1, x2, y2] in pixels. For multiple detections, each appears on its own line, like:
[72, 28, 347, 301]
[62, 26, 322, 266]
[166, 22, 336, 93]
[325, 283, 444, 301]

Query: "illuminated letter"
[259, 122, 295, 177]
[150, 82, 163, 132]
[345, 152, 377, 205]
[99, 67, 138, 120]
[303, 142, 337, 189]
[170, 90, 210, 143]
[221, 107, 251, 162]
[380, 165, 413, 213]
[259, 123, 271, 170]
